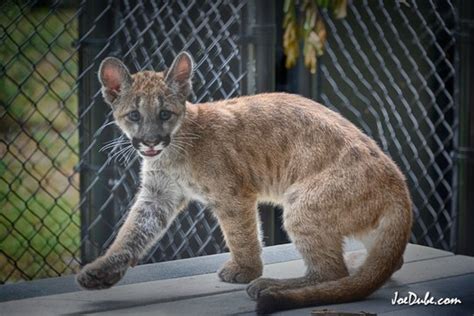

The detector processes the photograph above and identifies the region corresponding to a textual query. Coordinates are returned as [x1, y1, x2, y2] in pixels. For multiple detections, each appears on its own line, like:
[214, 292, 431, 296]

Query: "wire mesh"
[1, 0, 248, 283]
[1, 1, 82, 283]
[80, 0, 249, 265]
[1, 0, 458, 284]
[318, 0, 457, 250]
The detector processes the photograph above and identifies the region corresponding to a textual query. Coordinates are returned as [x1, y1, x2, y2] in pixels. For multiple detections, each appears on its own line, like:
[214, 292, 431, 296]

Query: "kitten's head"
[98, 52, 194, 159]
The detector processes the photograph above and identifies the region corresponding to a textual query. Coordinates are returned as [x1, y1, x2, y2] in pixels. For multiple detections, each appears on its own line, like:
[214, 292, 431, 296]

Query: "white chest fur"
[143, 156, 208, 205]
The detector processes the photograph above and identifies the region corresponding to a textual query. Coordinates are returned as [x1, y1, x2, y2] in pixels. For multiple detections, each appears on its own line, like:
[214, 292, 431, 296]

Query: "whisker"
[100, 135, 129, 152]
[166, 145, 180, 156]
[100, 141, 129, 152]
[123, 147, 137, 166]
[103, 135, 126, 145]
[173, 137, 200, 142]
[172, 139, 190, 147]
[103, 139, 128, 147]
[176, 131, 201, 138]
[184, 117, 204, 129]
[110, 144, 133, 161]
[101, 120, 117, 128]
[173, 136, 199, 145]
[169, 143, 187, 156]
[115, 148, 134, 164]
[168, 147, 179, 156]
[173, 138, 195, 146]
[170, 142, 185, 151]
[118, 148, 133, 165]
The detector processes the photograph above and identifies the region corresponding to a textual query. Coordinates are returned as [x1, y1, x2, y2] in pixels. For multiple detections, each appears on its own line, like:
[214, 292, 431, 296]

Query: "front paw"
[76, 258, 128, 290]
[217, 260, 262, 284]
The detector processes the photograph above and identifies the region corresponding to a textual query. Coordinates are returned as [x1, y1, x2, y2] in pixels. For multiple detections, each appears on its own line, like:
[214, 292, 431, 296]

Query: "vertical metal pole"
[455, 0, 474, 256]
[79, 0, 115, 264]
[293, 45, 318, 100]
[254, 0, 276, 93]
[252, 0, 277, 245]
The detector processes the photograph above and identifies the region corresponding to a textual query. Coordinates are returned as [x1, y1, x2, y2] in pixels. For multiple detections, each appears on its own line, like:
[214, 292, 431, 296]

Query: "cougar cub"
[76, 52, 412, 314]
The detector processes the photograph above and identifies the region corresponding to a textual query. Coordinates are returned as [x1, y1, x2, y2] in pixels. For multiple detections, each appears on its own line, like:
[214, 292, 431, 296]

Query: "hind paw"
[247, 278, 284, 300]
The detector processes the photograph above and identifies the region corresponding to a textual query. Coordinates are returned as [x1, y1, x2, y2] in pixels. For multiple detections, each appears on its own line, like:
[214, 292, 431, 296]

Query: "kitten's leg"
[247, 194, 349, 298]
[214, 199, 263, 284]
[76, 177, 184, 290]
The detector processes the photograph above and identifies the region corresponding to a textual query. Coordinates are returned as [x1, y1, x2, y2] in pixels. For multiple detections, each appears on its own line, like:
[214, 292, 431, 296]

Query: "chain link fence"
[318, 0, 457, 251]
[1, 1, 81, 283]
[1, 0, 458, 284]
[78, 0, 249, 267]
[1, 0, 249, 283]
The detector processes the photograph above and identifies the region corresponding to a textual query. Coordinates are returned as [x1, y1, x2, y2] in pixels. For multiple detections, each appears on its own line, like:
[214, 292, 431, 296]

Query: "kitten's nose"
[142, 138, 160, 147]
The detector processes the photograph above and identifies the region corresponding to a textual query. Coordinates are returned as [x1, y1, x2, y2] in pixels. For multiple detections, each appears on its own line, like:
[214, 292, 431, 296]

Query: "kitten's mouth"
[141, 149, 162, 157]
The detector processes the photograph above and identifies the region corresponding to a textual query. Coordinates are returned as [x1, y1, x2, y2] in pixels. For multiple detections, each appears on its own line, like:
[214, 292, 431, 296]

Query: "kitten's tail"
[256, 205, 412, 314]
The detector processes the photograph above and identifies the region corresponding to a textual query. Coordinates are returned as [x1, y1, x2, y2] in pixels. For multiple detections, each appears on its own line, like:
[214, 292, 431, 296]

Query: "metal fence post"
[455, 0, 474, 256]
[78, 0, 116, 264]
[252, 0, 277, 245]
[254, 0, 276, 94]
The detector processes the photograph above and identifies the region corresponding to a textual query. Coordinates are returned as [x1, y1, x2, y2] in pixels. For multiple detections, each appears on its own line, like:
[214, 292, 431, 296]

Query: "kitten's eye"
[128, 110, 141, 122]
[159, 110, 172, 121]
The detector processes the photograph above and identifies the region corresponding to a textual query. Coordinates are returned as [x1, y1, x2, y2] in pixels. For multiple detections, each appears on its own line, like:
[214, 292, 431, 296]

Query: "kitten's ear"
[165, 51, 194, 98]
[98, 57, 132, 105]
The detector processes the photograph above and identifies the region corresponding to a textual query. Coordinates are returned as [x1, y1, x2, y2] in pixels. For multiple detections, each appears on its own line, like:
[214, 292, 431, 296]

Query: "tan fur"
[76, 53, 413, 314]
